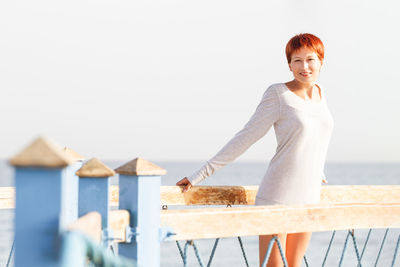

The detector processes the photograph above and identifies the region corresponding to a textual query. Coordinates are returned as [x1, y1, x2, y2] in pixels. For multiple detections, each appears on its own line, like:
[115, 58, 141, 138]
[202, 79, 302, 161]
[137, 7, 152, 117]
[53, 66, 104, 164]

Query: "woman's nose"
[301, 61, 309, 69]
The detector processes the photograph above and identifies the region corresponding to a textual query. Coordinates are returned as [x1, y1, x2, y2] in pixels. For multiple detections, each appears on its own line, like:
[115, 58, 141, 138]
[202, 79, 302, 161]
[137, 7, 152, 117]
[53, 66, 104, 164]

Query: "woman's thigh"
[285, 232, 312, 267]
[259, 233, 287, 267]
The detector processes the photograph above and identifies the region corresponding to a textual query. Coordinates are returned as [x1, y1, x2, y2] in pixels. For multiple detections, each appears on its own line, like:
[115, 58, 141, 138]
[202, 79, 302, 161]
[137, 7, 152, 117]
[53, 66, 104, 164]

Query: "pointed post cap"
[63, 147, 85, 162]
[115, 157, 167, 176]
[9, 136, 74, 168]
[76, 158, 115, 178]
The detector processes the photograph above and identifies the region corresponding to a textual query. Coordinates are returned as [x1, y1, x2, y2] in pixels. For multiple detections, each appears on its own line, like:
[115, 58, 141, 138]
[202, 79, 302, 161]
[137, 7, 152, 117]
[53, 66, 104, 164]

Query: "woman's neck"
[286, 80, 316, 92]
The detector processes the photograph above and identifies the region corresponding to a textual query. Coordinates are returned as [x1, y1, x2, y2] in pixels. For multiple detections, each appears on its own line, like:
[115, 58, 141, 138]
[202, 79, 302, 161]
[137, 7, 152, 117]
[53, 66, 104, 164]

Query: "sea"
[1, 160, 400, 267]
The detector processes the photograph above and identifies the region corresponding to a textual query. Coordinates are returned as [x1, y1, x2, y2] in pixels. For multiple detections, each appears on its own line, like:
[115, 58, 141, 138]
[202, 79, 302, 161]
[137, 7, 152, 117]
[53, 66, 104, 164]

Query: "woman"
[176, 33, 334, 267]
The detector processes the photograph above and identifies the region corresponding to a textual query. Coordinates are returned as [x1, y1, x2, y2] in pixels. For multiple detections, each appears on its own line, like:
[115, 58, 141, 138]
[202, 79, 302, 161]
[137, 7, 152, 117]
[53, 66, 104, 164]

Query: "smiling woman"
[285, 34, 325, 103]
[176, 33, 334, 267]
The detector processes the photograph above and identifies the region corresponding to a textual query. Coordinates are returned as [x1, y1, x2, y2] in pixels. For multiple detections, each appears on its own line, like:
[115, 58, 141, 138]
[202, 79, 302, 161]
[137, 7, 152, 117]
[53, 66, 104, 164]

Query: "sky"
[1, 0, 399, 163]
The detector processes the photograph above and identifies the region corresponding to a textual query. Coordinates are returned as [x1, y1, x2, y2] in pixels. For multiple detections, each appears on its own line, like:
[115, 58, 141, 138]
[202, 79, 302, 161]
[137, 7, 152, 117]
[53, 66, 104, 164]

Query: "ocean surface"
[1, 160, 400, 266]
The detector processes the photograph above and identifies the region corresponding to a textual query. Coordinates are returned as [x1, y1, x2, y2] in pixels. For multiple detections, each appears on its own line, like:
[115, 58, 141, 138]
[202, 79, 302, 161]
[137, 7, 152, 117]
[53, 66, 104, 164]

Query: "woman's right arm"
[181, 85, 281, 188]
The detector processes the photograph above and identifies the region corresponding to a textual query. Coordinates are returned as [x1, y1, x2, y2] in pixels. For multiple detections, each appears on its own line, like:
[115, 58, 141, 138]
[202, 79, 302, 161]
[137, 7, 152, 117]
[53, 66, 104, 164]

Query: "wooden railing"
[2, 185, 400, 209]
[4, 136, 400, 266]
[3, 184, 400, 241]
[62, 212, 135, 267]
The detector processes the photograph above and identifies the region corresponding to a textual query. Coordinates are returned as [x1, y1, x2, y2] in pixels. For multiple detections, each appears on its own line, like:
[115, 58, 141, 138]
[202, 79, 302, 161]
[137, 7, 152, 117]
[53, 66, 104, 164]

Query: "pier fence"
[1, 136, 400, 266]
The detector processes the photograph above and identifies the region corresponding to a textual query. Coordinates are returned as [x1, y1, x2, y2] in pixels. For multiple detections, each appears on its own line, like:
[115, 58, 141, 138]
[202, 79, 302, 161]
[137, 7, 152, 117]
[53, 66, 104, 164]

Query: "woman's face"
[289, 47, 322, 85]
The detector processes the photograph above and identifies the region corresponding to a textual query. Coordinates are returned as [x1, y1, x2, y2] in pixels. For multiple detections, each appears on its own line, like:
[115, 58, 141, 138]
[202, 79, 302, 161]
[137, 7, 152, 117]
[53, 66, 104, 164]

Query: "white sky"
[1, 0, 399, 162]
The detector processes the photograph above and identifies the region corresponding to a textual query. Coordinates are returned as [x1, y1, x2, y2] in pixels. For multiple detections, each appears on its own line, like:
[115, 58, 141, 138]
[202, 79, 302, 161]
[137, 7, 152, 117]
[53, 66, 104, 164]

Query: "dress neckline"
[282, 83, 323, 105]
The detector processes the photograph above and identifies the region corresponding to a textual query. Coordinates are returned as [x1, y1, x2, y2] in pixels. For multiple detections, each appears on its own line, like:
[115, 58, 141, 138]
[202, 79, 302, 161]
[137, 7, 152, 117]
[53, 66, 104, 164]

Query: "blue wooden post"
[61, 149, 84, 229]
[115, 158, 166, 267]
[76, 158, 115, 246]
[9, 137, 82, 267]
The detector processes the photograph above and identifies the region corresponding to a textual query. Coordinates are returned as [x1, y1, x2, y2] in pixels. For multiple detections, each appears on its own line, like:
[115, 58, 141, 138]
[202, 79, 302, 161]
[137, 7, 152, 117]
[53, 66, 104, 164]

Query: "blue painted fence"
[7, 137, 400, 267]
[10, 137, 167, 267]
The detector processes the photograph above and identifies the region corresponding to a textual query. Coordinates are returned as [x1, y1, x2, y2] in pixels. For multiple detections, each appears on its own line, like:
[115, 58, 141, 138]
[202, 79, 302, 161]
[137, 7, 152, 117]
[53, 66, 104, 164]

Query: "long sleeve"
[321, 171, 328, 183]
[188, 85, 281, 185]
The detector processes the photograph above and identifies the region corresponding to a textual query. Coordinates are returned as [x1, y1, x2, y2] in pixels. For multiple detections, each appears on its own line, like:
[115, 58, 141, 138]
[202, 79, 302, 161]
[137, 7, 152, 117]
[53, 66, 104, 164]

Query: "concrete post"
[115, 158, 166, 267]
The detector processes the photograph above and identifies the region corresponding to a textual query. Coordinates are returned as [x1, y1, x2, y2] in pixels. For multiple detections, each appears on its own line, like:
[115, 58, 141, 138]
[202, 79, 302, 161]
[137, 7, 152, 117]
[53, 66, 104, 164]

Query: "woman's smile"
[289, 47, 322, 85]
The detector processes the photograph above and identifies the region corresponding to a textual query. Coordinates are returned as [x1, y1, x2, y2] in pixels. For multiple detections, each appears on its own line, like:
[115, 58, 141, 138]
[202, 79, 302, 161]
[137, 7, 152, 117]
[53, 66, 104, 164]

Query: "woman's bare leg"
[259, 234, 287, 267]
[285, 232, 312, 267]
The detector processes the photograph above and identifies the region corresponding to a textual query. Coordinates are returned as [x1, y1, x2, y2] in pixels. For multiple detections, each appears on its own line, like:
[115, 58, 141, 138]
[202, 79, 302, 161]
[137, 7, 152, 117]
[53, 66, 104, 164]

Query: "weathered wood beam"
[66, 210, 130, 244]
[114, 185, 400, 206]
[159, 185, 400, 205]
[2, 185, 400, 209]
[0, 187, 14, 209]
[161, 203, 400, 240]
[159, 185, 258, 205]
[319, 185, 400, 204]
[67, 212, 102, 243]
[109, 209, 130, 243]
[154, 185, 400, 205]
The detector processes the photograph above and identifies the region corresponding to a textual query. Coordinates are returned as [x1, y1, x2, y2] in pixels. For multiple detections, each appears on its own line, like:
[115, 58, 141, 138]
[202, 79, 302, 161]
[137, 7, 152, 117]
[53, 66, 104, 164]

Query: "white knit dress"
[187, 83, 334, 205]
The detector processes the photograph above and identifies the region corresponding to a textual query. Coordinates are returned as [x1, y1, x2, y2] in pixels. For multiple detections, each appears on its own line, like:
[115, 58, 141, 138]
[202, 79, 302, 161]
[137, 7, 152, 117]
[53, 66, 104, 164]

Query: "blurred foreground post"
[115, 158, 166, 267]
[9, 137, 82, 267]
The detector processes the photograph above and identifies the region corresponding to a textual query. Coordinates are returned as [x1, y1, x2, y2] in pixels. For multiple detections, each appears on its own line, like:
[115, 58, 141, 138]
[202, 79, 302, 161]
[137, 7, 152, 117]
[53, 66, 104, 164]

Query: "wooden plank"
[161, 203, 400, 240]
[160, 185, 258, 205]
[67, 212, 102, 243]
[320, 185, 400, 204]
[0, 187, 15, 209]
[111, 185, 118, 207]
[109, 209, 130, 243]
[158, 185, 400, 206]
[3, 185, 400, 209]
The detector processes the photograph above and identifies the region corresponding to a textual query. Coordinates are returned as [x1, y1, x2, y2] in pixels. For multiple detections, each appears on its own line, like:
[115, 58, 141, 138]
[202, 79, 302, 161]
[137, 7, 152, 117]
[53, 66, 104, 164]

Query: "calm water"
[1, 160, 400, 266]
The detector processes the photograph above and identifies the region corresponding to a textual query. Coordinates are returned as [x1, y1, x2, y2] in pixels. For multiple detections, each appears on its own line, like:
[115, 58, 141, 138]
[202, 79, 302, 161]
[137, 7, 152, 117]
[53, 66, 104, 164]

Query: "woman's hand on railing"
[176, 177, 192, 193]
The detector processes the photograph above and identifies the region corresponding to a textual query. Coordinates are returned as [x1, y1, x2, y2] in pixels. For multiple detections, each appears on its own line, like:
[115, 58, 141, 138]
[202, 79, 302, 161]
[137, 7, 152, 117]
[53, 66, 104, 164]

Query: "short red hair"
[285, 33, 324, 64]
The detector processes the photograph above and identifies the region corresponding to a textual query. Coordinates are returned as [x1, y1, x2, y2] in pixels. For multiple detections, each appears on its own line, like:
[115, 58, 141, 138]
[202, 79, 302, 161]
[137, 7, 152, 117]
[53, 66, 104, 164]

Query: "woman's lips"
[300, 72, 312, 77]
